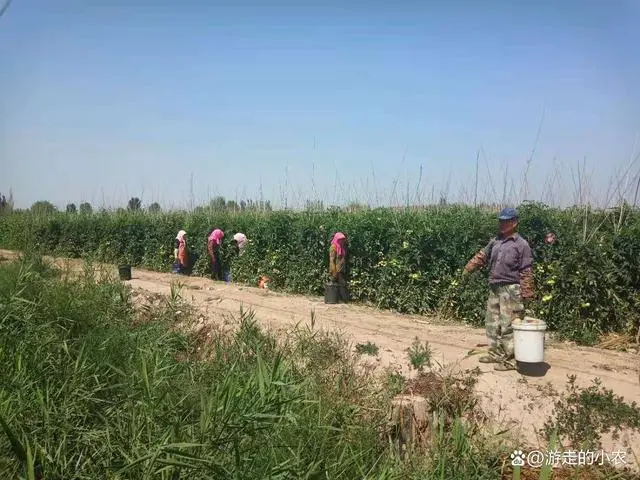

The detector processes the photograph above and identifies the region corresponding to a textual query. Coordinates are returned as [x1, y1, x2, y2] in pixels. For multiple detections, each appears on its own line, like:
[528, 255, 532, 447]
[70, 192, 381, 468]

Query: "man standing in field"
[463, 207, 535, 371]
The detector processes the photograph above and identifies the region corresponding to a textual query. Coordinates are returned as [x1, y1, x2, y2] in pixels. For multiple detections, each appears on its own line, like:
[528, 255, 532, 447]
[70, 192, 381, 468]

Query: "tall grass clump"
[0, 254, 452, 479]
[1, 201, 640, 344]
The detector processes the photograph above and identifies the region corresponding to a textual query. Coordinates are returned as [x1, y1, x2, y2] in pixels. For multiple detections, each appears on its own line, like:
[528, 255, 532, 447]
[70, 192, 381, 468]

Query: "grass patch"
[541, 375, 640, 451]
[356, 341, 380, 356]
[406, 337, 433, 371]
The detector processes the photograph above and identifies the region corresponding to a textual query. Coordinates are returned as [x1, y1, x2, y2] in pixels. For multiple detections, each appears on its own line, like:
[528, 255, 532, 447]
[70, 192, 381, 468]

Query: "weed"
[383, 370, 407, 396]
[0, 258, 399, 478]
[542, 375, 640, 450]
[407, 337, 432, 371]
[356, 341, 380, 356]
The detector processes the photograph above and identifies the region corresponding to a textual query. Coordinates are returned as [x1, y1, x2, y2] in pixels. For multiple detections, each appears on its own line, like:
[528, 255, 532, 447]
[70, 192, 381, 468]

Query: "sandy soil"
[2, 249, 639, 469]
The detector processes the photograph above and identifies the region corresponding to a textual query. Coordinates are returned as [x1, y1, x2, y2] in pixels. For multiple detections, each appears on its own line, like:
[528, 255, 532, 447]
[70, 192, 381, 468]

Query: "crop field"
[1, 202, 640, 345]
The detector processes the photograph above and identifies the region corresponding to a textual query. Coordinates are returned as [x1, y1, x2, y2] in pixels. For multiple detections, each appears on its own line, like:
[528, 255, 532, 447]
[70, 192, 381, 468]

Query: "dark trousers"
[332, 272, 349, 302]
[174, 252, 198, 275]
[210, 254, 222, 280]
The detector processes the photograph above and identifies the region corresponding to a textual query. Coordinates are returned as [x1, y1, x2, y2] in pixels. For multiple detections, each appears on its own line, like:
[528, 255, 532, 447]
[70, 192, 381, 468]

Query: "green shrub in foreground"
[2, 257, 501, 479]
[1, 202, 639, 344]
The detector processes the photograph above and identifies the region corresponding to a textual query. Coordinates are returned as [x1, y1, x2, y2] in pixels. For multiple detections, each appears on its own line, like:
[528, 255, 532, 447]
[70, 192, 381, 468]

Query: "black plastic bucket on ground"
[324, 283, 340, 304]
[118, 265, 132, 281]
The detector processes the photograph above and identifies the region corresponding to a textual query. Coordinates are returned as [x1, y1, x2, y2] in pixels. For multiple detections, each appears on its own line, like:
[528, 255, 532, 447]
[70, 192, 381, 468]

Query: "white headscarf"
[233, 233, 247, 252]
[176, 230, 186, 242]
[233, 232, 247, 245]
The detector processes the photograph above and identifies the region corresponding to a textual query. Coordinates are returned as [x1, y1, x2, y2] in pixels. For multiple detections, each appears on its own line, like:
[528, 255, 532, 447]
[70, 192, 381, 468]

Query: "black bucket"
[118, 265, 132, 281]
[324, 283, 340, 304]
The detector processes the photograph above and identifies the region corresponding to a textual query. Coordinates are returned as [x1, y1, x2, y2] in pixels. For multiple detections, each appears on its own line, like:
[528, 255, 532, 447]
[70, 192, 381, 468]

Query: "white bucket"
[512, 317, 547, 363]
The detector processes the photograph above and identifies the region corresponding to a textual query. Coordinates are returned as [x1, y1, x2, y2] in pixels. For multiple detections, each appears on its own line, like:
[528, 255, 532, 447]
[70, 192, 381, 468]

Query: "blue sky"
[1, 1, 639, 209]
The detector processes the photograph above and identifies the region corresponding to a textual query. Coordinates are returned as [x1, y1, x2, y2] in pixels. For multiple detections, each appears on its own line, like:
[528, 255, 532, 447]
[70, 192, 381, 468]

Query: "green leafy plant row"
[1, 202, 639, 344]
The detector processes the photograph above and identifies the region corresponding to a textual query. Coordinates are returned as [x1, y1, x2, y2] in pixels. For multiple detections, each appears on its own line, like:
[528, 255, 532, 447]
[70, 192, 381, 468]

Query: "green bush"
[1, 202, 639, 344]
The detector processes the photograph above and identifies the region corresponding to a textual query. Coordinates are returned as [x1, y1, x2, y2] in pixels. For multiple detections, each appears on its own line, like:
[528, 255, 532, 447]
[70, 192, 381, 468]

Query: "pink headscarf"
[208, 229, 224, 245]
[176, 230, 186, 245]
[331, 232, 346, 257]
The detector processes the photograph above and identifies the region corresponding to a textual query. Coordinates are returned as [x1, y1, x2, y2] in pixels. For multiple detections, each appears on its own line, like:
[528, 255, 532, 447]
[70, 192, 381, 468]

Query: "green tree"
[210, 196, 226, 211]
[79, 202, 92, 214]
[66, 203, 77, 214]
[0, 192, 13, 215]
[30, 201, 57, 215]
[148, 202, 161, 213]
[127, 197, 142, 211]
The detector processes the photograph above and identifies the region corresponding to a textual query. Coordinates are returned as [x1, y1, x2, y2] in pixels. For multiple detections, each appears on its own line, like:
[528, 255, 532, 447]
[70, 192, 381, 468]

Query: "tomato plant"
[1, 202, 638, 344]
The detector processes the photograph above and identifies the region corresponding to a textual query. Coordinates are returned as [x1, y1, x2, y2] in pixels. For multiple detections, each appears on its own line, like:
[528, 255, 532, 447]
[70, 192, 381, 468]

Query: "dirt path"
[2, 249, 639, 467]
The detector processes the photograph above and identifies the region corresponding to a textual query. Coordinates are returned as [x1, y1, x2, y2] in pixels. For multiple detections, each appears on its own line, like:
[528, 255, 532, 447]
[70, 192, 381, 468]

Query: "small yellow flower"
[581, 302, 590, 308]
[409, 273, 420, 280]
[546, 279, 555, 285]
[402, 241, 409, 249]
[542, 294, 553, 302]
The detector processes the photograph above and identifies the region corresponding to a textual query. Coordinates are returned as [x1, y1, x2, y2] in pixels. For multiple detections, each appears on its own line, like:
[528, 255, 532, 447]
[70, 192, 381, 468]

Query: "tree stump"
[388, 394, 430, 458]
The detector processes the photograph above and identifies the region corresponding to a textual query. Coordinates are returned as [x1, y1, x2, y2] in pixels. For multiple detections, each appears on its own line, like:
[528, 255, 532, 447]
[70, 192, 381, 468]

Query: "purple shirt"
[483, 234, 533, 285]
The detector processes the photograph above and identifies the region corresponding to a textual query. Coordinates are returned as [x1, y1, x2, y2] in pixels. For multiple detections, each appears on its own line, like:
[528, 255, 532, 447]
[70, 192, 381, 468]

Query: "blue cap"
[498, 207, 518, 220]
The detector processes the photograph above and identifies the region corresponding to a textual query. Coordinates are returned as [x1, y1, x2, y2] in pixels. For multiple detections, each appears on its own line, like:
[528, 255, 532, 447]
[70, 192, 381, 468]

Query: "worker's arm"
[519, 243, 535, 300]
[463, 240, 493, 274]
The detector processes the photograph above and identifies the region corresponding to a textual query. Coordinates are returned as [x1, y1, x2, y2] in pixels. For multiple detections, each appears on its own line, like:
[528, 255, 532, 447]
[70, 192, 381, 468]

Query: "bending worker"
[232, 233, 248, 256]
[207, 228, 224, 280]
[173, 230, 189, 274]
[463, 207, 535, 371]
[329, 232, 349, 302]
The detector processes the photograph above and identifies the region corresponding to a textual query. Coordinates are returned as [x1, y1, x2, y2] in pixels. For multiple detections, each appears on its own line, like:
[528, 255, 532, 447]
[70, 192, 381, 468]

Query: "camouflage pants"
[485, 284, 525, 363]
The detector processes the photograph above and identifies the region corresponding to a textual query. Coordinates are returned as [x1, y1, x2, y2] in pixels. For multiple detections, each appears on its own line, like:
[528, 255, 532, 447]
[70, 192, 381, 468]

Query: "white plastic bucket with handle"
[512, 317, 547, 363]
